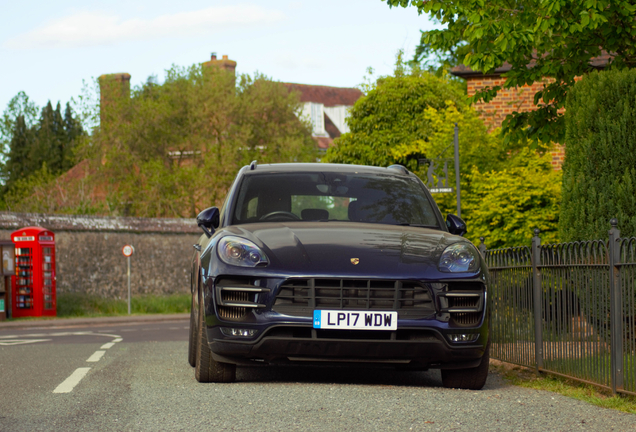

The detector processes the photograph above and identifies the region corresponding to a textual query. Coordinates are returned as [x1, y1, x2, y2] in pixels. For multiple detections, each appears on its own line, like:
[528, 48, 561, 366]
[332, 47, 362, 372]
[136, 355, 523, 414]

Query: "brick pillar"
[202, 53, 237, 74]
[98, 73, 131, 126]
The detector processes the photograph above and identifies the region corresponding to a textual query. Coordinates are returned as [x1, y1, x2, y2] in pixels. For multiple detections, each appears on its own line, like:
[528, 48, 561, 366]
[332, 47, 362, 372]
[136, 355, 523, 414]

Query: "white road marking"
[0, 331, 121, 339]
[0, 339, 51, 346]
[86, 351, 106, 362]
[53, 367, 91, 393]
[49, 334, 122, 393]
[88, 332, 122, 338]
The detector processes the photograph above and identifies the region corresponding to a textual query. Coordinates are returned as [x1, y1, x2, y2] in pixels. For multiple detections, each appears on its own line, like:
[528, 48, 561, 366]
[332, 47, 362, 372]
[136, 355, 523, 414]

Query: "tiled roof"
[451, 63, 514, 77]
[451, 53, 612, 78]
[283, 83, 363, 107]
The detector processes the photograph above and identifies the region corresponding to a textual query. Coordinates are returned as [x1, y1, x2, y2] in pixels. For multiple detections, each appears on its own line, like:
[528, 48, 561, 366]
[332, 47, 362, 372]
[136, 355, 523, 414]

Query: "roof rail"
[249, 160, 258, 170]
[387, 164, 409, 175]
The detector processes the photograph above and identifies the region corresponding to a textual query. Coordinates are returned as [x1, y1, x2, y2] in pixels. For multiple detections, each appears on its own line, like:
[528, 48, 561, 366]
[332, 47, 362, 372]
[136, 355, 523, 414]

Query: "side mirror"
[446, 214, 467, 237]
[196, 207, 220, 238]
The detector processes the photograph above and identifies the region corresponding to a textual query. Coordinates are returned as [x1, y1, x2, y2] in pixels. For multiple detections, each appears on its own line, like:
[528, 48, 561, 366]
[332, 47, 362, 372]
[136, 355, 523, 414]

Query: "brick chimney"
[202, 53, 236, 74]
[98, 73, 131, 126]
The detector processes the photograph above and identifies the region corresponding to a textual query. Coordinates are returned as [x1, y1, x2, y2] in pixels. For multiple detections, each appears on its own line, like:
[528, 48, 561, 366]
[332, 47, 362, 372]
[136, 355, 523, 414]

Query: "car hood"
[222, 222, 465, 279]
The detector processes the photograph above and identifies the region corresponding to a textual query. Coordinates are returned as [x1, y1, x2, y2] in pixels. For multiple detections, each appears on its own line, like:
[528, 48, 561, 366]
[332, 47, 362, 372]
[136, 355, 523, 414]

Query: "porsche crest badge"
[350, 258, 360, 265]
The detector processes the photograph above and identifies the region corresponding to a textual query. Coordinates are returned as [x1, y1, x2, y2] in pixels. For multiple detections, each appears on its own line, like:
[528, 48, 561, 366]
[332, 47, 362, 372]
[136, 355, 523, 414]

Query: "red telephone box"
[11, 227, 56, 317]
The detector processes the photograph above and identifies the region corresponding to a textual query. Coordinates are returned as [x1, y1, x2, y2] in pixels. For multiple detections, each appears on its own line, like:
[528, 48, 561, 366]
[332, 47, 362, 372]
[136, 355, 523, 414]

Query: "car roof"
[242, 162, 411, 176]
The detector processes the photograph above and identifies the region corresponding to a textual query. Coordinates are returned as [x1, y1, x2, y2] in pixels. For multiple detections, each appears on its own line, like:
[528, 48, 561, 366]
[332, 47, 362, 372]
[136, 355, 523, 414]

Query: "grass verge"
[55, 292, 191, 317]
[491, 360, 636, 414]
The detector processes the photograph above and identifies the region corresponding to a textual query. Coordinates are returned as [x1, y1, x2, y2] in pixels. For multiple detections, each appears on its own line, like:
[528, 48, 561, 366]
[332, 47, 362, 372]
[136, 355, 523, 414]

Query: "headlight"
[438, 243, 479, 273]
[218, 236, 269, 267]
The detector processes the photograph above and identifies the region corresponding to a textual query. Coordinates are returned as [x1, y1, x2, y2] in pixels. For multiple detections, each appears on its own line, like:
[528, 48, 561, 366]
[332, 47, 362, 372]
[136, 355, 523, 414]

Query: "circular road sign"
[122, 245, 135, 257]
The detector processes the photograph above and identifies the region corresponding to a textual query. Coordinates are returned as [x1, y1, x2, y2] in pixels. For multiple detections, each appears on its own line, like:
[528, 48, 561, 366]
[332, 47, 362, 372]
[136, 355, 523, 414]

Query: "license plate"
[313, 310, 397, 331]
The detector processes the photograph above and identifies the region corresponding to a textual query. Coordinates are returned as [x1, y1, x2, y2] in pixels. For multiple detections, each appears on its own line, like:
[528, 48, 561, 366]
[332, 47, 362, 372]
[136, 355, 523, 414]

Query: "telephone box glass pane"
[42, 246, 54, 310]
[15, 247, 34, 309]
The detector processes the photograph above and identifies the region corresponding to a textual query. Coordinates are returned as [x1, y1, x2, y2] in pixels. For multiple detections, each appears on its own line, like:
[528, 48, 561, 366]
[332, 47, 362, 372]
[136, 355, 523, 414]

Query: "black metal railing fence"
[482, 219, 636, 396]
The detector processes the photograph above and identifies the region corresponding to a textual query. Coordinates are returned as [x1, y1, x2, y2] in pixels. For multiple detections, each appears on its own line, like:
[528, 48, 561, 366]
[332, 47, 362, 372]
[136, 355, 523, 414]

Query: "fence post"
[478, 237, 487, 258]
[608, 218, 623, 394]
[531, 228, 543, 372]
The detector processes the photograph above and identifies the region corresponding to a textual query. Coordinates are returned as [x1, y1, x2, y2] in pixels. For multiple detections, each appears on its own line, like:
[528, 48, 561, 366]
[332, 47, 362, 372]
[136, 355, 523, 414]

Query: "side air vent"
[215, 277, 270, 321]
[439, 282, 485, 327]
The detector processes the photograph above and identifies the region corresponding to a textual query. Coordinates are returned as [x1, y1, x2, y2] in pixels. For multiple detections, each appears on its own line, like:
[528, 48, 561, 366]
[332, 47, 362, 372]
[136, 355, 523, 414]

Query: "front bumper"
[202, 274, 489, 369]
[206, 325, 488, 370]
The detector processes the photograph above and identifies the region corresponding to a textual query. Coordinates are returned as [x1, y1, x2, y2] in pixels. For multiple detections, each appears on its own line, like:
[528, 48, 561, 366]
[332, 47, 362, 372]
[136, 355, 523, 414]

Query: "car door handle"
[193, 244, 201, 251]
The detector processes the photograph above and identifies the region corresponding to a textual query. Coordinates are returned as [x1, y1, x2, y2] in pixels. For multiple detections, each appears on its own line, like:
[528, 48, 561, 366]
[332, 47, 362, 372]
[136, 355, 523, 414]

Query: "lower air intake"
[218, 291, 249, 319]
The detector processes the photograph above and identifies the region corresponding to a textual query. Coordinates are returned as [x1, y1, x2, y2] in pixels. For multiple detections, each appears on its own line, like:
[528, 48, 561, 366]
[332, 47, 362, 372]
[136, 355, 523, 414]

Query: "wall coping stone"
[0, 212, 200, 234]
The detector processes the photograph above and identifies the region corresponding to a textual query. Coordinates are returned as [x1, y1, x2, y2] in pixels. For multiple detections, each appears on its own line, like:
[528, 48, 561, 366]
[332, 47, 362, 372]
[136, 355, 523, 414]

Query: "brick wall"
[465, 76, 565, 170]
[0, 212, 202, 298]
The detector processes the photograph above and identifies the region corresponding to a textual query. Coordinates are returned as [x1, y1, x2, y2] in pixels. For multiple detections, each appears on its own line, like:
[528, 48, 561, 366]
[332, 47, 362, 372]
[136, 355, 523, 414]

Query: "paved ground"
[0, 316, 635, 431]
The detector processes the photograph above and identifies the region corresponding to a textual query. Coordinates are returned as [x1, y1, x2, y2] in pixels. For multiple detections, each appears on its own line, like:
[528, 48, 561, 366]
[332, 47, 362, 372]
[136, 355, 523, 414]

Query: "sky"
[0, 0, 438, 116]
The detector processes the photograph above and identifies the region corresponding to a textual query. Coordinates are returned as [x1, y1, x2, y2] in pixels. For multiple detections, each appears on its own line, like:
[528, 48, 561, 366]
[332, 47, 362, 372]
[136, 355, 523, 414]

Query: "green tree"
[323, 62, 469, 171]
[3, 115, 34, 187]
[324, 58, 513, 174]
[325, 59, 561, 248]
[92, 64, 316, 218]
[1, 99, 84, 193]
[560, 69, 636, 241]
[30, 102, 65, 174]
[63, 102, 84, 171]
[2, 163, 57, 213]
[0, 91, 39, 154]
[412, 36, 468, 92]
[387, 0, 636, 145]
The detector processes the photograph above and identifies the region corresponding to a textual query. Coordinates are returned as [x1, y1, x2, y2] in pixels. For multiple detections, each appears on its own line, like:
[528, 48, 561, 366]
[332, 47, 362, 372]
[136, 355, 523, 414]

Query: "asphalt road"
[0, 319, 635, 431]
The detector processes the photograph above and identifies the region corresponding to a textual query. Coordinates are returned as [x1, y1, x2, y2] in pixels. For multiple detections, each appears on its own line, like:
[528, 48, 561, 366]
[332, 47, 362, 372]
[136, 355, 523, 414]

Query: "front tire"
[194, 297, 236, 383]
[441, 342, 490, 390]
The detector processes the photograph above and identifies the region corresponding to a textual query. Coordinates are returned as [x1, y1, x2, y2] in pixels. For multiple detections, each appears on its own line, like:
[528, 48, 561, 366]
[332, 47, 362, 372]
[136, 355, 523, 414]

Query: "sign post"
[122, 245, 134, 315]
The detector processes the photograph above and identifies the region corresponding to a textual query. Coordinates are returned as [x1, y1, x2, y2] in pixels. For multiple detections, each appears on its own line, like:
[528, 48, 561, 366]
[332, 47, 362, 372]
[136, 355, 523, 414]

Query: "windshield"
[232, 172, 441, 228]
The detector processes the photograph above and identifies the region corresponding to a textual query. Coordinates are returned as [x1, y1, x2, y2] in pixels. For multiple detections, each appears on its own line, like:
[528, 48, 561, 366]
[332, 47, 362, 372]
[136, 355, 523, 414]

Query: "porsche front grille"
[272, 279, 435, 318]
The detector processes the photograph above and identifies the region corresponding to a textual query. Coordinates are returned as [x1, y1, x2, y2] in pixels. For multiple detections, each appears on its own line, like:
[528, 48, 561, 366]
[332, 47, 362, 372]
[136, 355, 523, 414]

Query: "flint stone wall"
[0, 212, 202, 298]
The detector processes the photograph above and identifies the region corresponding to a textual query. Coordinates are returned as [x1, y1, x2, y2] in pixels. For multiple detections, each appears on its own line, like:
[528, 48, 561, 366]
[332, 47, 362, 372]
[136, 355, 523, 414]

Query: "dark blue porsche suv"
[189, 162, 490, 389]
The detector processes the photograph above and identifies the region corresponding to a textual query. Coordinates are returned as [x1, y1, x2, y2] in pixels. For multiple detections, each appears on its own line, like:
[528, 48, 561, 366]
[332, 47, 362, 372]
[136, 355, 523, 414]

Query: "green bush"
[323, 63, 468, 171]
[56, 293, 190, 317]
[324, 58, 561, 248]
[560, 69, 636, 241]
[463, 148, 561, 248]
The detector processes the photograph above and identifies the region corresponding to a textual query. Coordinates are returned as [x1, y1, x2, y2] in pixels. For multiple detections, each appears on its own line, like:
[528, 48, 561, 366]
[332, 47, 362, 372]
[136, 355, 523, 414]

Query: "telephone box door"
[11, 227, 56, 318]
